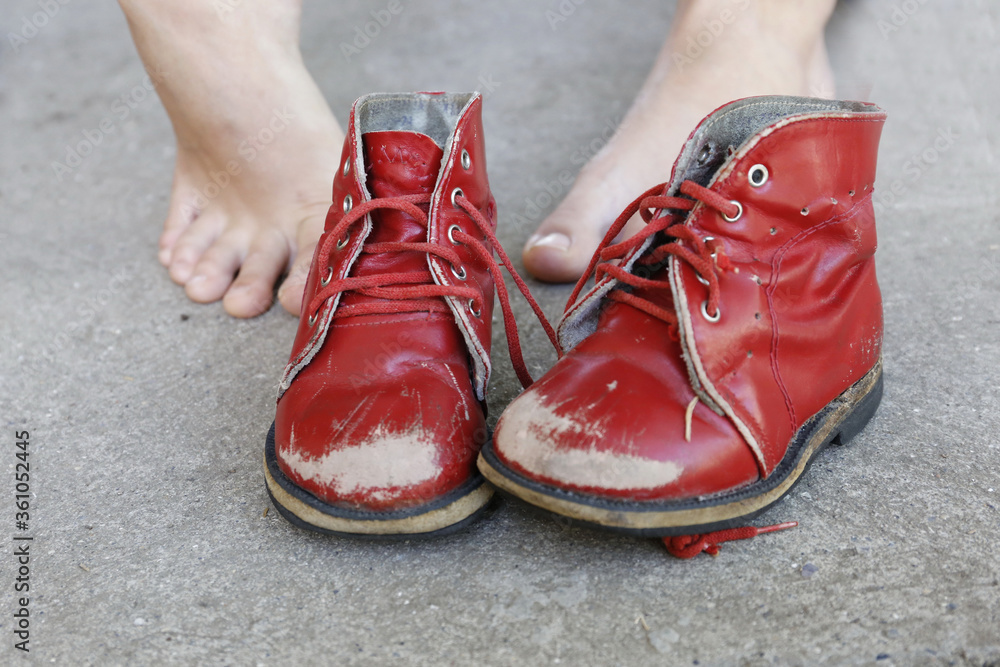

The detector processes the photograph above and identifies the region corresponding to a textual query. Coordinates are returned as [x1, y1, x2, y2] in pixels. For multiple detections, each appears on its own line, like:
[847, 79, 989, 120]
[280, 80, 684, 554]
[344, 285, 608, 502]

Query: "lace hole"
[447, 224, 463, 245]
[336, 232, 350, 250]
[748, 164, 769, 187]
[451, 187, 464, 208]
[320, 267, 333, 286]
[343, 194, 353, 214]
[722, 200, 743, 223]
[696, 274, 710, 286]
[342, 160, 351, 177]
[467, 299, 481, 318]
[701, 300, 721, 323]
[451, 265, 467, 281]
[307, 312, 318, 327]
[460, 149, 471, 170]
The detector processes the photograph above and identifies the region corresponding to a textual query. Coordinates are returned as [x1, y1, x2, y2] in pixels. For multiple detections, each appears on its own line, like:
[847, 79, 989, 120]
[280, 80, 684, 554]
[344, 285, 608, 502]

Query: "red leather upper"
[493, 99, 886, 501]
[274, 93, 496, 511]
[673, 113, 885, 476]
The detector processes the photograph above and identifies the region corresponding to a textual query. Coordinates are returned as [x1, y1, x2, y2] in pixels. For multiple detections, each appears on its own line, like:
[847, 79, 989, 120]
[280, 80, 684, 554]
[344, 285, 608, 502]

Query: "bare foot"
[524, 0, 837, 283]
[119, 0, 344, 317]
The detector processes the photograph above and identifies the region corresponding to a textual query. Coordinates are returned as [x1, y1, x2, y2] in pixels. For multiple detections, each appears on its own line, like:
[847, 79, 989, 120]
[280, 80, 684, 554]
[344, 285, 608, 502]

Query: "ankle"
[673, 0, 835, 60]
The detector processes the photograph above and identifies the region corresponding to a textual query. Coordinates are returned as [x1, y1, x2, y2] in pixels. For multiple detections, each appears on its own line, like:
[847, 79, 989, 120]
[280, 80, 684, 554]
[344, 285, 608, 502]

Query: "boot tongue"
[340, 131, 444, 313]
[363, 130, 443, 200]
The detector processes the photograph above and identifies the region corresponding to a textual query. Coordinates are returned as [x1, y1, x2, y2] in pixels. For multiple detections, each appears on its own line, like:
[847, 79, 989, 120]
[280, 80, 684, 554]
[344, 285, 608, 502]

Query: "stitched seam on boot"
[766, 191, 876, 441]
[697, 113, 884, 471]
[281, 191, 373, 394]
[671, 254, 769, 476]
[427, 96, 492, 400]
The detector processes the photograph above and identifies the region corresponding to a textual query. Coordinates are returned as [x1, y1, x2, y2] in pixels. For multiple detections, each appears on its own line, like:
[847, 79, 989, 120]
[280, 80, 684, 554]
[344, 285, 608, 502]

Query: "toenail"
[188, 274, 206, 285]
[528, 233, 571, 252]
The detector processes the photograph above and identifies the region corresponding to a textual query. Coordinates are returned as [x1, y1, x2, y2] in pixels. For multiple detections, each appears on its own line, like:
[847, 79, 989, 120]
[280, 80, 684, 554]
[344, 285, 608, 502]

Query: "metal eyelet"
[696, 274, 710, 286]
[460, 149, 471, 170]
[748, 164, 769, 188]
[722, 201, 743, 223]
[467, 299, 481, 318]
[451, 265, 467, 280]
[320, 267, 333, 286]
[342, 159, 351, 177]
[307, 312, 318, 327]
[336, 232, 350, 250]
[701, 300, 721, 323]
[451, 187, 464, 208]
[343, 194, 353, 214]
[447, 224, 463, 245]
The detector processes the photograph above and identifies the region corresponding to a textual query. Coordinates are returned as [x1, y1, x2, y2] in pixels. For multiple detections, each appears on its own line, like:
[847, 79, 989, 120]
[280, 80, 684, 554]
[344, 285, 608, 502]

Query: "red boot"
[480, 96, 887, 536]
[266, 92, 556, 537]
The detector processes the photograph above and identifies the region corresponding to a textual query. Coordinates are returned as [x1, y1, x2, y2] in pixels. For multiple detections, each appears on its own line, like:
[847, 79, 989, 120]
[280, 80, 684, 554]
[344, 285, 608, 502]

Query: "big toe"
[223, 230, 290, 318]
[277, 240, 317, 317]
[523, 219, 602, 284]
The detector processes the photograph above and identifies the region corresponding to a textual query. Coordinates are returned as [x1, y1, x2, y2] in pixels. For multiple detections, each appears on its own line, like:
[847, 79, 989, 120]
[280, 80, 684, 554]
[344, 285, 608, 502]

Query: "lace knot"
[663, 521, 798, 559]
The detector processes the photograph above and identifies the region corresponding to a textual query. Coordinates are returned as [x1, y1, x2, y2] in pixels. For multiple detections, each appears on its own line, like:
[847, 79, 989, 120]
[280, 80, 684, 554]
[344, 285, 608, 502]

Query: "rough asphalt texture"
[1, 0, 998, 664]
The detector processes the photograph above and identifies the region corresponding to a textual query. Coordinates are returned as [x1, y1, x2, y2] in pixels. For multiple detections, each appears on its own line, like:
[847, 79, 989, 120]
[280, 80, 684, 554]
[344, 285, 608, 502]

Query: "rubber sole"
[264, 423, 494, 539]
[478, 359, 883, 537]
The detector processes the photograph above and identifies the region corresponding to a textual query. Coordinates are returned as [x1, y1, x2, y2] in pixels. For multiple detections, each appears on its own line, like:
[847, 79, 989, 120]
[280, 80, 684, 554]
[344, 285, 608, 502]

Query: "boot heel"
[833, 369, 883, 446]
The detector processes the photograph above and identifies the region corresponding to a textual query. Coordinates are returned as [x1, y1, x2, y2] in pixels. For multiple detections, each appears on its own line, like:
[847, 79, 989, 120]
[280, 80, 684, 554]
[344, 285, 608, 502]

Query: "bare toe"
[277, 213, 325, 316]
[185, 231, 246, 303]
[223, 230, 291, 318]
[168, 213, 226, 285]
[523, 224, 601, 284]
[523, 176, 626, 283]
[158, 160, 203, 266]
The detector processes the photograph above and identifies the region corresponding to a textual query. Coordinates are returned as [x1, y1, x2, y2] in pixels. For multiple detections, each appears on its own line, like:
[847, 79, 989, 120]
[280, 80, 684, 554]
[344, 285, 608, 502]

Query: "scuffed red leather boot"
[266, 92, 555, 537]
[480, 96, 887, 536]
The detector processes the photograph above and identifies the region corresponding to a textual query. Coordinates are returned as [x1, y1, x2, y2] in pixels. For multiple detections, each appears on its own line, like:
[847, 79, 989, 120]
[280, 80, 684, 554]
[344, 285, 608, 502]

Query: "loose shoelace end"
[663, 521, 798, 559]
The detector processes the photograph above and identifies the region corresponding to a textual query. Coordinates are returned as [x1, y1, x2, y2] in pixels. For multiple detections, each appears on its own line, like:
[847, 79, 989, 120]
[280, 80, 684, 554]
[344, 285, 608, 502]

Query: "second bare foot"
[120, 0, 344, 317]
[524, 0, 837, 283]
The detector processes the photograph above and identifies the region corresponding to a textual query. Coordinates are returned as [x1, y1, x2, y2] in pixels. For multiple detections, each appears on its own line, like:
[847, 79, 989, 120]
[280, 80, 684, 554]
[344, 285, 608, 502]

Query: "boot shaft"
[280, 92, 497, 399]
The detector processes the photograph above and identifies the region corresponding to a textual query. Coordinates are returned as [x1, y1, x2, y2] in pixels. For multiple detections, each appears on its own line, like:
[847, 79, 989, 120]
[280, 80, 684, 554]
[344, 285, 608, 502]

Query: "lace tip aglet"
[755, 521, 798, 536]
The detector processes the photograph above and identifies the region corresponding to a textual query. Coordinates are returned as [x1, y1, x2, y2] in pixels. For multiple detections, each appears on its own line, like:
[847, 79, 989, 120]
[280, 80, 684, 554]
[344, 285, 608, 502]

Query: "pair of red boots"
[264, 92, 886, 551]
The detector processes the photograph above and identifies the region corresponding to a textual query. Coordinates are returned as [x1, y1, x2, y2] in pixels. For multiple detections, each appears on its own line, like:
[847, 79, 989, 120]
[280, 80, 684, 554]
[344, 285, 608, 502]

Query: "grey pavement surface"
[1, 0, 999, 664]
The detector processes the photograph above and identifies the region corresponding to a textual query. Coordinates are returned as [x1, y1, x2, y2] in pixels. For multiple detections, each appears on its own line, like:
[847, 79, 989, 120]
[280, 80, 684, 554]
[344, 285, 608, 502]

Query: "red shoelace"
[567, 180, 740, 334]
[304, 192, 559, 389]
[663, 522, 798, 559]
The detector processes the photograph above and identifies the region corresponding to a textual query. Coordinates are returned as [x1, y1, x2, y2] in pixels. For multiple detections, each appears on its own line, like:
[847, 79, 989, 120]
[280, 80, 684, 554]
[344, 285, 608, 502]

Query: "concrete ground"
[1, 0, 998, 664]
